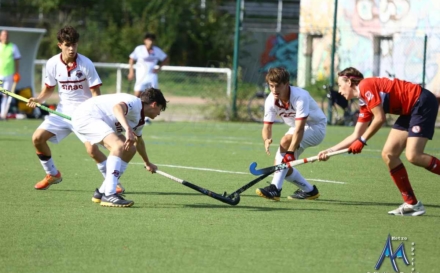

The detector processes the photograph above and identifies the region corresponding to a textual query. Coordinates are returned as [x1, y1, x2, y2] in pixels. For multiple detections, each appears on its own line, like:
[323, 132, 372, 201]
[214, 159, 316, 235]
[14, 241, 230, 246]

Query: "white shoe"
[388, 201, 425, 216]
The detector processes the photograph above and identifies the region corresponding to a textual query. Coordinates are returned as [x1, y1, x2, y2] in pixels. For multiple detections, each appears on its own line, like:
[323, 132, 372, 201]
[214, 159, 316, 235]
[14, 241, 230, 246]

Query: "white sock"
[103, 155, 122, 196]
[120, 160, 128, 177]
[97, 160, 107, 178]
[284, 168, 313, 192]
[40, 157, 58, 176]
[271, 149, 287, 190]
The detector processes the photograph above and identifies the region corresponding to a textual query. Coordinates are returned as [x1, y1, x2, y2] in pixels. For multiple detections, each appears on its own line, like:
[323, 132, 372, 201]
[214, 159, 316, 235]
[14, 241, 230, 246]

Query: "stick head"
[249, 162, 258, 174]
[229, 194, 240, 206]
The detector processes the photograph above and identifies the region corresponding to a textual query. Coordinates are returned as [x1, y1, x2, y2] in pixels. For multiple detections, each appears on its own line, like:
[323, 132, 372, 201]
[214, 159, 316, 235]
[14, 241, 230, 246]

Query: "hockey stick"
[224, 171, 273, 199]
[249, 148, 350, 176]
[0, 86, 71, 120]
[155, 170, 240, 206]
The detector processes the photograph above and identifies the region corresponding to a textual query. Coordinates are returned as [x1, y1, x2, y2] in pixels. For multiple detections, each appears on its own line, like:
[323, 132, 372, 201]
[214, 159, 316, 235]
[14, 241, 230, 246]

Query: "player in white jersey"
[26, 26, 122, 193]
[72, 88, 168, 207]
[256, 67, 327, 201]
[127, 33, 169, 97]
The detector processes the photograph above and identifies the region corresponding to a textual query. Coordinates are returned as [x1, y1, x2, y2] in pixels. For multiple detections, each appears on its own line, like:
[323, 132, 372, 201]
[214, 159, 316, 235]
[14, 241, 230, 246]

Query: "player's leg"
[99, 133, 135, 207]
[286, 124, 325, 200]
[0, 75, 13, 119]
[32, 116, 72, 190]
[383, 128, 425, 216]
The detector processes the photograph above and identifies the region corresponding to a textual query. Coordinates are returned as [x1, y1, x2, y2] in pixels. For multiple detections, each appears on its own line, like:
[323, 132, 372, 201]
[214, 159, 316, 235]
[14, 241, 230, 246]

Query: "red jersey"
[357, 78, 421, 123]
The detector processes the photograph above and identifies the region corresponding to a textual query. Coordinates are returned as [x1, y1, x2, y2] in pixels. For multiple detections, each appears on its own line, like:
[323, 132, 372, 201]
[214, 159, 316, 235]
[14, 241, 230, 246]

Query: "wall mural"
[259, 33, 299, 78]
[298, 0, 440, 93]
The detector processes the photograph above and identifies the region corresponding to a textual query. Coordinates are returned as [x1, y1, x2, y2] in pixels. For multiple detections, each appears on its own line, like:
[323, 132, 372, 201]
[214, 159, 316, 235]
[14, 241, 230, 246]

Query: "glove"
[348, 138, 367, 154]
[282, 151, 296, 163]
[13, 73, 20, 83]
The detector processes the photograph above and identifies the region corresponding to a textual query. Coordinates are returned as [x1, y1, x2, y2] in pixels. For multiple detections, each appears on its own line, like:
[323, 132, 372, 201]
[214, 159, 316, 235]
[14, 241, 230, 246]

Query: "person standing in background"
[127, 33, 169, 98]
[0, 30, 21, 119]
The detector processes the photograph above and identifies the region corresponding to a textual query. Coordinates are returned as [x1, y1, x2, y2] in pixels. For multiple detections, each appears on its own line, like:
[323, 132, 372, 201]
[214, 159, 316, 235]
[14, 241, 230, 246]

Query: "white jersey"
[74, 93, 146, 136]
[264, 86, 327, 127]
[129, 45, 167, 78]
[45, 53, 102, 116]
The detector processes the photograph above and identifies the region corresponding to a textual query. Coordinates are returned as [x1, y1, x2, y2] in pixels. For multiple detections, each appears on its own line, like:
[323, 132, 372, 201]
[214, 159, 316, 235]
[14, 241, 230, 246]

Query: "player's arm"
[27, 85, 55, 108]
[134, 135, 157, 173]
[262, 122, 273, 155]
[288, 118, 307, 152]
[158, 56, 169, 69]
[113, 102, 136, 150]
[90, 86, 101, 97]
[358, 105, 385, 141]
[128, 58, 135, 80]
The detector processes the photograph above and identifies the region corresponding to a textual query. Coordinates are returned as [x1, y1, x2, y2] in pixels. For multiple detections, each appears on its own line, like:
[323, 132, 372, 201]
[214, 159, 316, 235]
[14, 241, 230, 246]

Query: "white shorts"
[134, 74, 158, 92]
[285, 123, 326, 157]
[0, 75, 13, 91]
[72, 114, 115, 145]
[38, 114, 88, 144]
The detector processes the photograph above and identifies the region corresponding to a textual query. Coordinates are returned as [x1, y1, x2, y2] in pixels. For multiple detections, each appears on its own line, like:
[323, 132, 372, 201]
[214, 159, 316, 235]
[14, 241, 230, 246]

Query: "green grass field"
[1, 120, 439, 273]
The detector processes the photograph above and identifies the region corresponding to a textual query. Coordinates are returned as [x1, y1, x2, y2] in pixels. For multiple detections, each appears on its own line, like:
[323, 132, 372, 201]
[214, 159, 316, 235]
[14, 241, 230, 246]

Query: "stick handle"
[293, 148, 349, 165]
[0, 87, 72, 120]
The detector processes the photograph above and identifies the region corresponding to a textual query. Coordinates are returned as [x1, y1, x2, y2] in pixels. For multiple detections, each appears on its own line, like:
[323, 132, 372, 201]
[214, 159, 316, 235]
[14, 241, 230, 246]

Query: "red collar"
[60, 53, 78, 72]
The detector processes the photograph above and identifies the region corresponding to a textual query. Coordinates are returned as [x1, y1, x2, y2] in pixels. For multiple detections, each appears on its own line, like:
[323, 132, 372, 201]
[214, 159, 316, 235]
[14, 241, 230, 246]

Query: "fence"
[34, 60, 232, 97]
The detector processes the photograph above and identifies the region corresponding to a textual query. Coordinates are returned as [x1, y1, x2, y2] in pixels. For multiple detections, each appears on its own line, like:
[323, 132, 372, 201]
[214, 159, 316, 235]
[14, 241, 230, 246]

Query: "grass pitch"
[0, 120, 439, 273]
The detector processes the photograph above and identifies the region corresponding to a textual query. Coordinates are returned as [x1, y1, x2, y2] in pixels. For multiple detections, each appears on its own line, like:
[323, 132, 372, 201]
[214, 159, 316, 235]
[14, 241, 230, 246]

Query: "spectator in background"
[0, 30, 21, 119]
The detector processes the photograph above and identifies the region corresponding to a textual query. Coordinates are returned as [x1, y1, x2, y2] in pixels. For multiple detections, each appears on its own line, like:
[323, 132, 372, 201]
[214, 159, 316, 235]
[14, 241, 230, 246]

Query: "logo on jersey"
[61, 84, 84, 90]
[411, 126, 421, 133]
[75, 70, 83, 78]
[365, 91, 374, 101]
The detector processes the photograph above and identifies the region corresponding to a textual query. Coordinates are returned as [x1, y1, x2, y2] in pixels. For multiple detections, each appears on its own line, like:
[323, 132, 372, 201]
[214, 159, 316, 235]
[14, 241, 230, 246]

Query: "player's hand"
[264, 138, 272, 155]
[13, 73, 20, 83]
[348, 138, 367, 154]
[318, 149, 332, 161]
[145, 162, 157, 173]
[127, 71, 134, 81]
[152, 68, 160, 74]
[26, 97, 41, 108]
[282, 151, 296, 163]
[123, 128, 136, 150]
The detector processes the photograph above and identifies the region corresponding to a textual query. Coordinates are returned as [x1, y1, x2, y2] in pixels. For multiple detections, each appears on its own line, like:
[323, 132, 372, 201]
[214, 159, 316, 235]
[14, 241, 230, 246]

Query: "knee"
[86, 144, 100, 158]
[32, 131, 44, 146]
[279, 136, 291, 150]
[405, 150, 421, 165]
[381, 150, 397, 165]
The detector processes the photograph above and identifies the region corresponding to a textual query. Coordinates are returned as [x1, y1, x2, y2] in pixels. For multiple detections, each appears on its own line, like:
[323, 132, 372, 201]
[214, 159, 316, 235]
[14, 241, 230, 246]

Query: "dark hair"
[140, 88, 168, 111]
[265, 67, 290, 84]
[57, 26, 80, 44]
[337, 67, 364, 86]
[144, 33, 156, 41]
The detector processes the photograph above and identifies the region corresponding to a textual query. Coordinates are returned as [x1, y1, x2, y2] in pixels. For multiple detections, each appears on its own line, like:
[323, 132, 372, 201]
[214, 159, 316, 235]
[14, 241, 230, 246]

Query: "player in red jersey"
[318, 67, 440, 216]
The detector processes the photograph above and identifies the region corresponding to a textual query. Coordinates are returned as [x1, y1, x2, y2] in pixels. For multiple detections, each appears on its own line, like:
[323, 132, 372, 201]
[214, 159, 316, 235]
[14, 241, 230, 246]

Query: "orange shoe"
[116, 182, 125, 194]
[34, 171, 63, 190]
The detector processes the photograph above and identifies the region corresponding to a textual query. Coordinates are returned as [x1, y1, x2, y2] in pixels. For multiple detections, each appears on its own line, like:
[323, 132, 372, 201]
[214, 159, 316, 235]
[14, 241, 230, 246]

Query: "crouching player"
[71, 88, 167, 207]
[256, 67, 327, 201]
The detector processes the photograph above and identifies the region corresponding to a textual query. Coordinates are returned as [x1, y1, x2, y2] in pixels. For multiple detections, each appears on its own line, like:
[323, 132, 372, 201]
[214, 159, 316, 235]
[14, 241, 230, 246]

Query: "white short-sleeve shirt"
[73, 93, 146, 137]
[45, 53, 102, 116]
[129, 45, 167, 77]
[264, 86, 327, 127]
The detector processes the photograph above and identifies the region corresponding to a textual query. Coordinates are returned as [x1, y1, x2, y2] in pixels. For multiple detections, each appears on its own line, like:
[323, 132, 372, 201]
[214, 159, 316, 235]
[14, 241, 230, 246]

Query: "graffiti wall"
[297, 0, 440, 93]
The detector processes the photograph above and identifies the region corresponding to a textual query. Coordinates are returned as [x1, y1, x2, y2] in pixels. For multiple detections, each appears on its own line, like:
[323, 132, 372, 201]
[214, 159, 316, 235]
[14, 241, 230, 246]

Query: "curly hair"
[139, 88, 168, 111]
[265, 67, 290, 84]
[337, 67, 364, 86]
[57, 26, 80, 44]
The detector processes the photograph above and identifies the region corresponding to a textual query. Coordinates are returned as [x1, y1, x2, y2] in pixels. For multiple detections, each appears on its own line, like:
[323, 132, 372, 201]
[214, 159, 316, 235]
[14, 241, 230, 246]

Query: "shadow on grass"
[182, 203, 328, 212]
[317, 199, 440, 209]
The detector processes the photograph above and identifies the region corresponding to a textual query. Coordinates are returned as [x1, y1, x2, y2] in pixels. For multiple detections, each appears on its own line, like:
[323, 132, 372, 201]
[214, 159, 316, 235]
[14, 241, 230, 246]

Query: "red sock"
[426, 156, 440, 175]
[390, 164, 417, 205]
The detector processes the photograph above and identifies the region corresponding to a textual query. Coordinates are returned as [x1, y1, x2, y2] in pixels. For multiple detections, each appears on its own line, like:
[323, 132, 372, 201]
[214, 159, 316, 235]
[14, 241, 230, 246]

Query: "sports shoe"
[34, 171, 63, 190]
[100, 194, 134, 207]
[388, 201, 425, 216]
[92, 188, 103, 203]
[287, 185, 320, 200]
[256, 184, 281, 201]
[116, 182, 125, 194]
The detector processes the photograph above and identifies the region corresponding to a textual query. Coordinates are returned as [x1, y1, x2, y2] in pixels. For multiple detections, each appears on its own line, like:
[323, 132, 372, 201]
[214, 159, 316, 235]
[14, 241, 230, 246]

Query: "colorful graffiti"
[260, 33, 298, 78]
[297, 0, 440, 93]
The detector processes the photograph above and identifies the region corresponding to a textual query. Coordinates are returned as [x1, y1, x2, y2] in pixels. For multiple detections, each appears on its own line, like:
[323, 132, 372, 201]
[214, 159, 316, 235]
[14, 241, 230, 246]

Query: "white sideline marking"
[131, 162, 347, 184]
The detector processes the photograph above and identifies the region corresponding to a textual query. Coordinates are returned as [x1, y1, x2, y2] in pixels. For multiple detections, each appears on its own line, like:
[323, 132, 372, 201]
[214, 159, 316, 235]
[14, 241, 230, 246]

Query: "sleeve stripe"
[263, 121, 274, 124]
[90, 83, 102, 89]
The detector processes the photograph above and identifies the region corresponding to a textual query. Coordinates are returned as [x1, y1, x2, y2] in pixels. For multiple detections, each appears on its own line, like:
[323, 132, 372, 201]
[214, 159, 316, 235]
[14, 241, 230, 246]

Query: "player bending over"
[72, 88, 167, 207]
[318, 67, 440, 216]
[256, 67, 327, 201]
